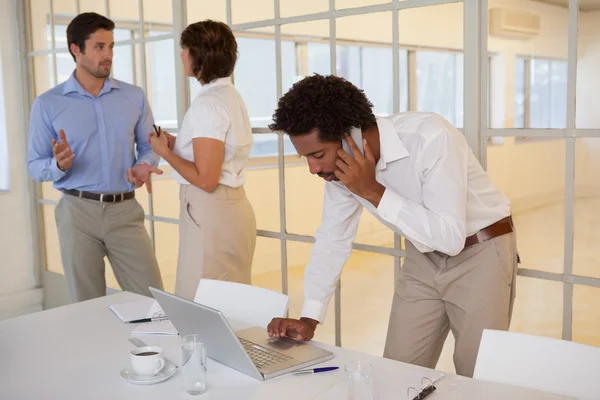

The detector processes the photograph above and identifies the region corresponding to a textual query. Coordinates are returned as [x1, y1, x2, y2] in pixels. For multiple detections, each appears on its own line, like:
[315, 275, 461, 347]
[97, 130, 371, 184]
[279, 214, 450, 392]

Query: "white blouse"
[171, 77, 253, 188]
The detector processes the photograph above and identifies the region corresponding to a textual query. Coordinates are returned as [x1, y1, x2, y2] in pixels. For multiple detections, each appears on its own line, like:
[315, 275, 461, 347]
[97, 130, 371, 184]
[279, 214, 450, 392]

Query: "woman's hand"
[149, 130, 172, 157]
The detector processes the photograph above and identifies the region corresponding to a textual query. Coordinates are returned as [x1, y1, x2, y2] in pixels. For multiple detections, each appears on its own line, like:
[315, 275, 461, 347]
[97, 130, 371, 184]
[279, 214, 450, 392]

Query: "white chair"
[193, 279, 289, 329]
[473, 329, 600, 399]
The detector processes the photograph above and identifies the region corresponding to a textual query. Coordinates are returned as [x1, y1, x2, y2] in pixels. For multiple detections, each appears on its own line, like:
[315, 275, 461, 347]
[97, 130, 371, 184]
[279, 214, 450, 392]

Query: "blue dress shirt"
[27, 72, 159, 193]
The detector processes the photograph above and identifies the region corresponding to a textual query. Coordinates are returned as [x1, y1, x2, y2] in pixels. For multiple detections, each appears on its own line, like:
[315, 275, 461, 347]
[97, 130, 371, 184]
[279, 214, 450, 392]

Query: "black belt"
[62, 189, 135, 203]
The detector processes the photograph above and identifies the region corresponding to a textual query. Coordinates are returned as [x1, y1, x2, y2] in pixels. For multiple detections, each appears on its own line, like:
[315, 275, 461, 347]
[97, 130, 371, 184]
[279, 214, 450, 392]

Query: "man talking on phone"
[266, 74, 518, 378]
[27, 13, 164, 302]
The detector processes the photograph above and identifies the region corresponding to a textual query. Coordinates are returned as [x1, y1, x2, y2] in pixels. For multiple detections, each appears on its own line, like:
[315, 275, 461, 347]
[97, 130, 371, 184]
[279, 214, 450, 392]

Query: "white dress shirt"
[301, 112, 511, 323]
[172, 77, 253, 187]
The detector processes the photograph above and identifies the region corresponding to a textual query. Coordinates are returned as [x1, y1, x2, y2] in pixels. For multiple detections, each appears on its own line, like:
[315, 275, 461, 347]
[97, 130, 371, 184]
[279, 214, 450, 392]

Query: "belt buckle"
[99, 193, 104, 203]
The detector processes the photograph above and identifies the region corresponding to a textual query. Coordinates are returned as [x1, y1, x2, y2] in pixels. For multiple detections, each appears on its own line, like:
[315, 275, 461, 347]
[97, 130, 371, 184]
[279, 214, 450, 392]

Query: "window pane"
[235, 36, 276, 128]
[511, 277, 563, 339]
[416, 51, 461, 126]
[573, 138, 600, 279]
[399, 49, 408, 113]
[573, 285, 600, 347]
[286, 241, 335, 346]
[577, 11, 600, 128]
[341, 251, 394, 355]
[285, 158, 324, 236]
[79, 0, 105, 14]
[231, 0, 273, 24]
[514, 57, 525, 128]
[280, 0, 328, 18]
[399, 3, 464, 127]
[486, 140, 565, 274]
[251, 237, 282, 293]
[336, 13, 393, 116]
[33, 55, 55, 96]
[145, 38, 177, 130]
[42, 205, 62, 274]
[529, 59, 551, 128]
[488, 1, 568, 129]
[151, 166, 180, 220]
[307, 42, 331, 76]
[109, 0, 140, 21]
[112, 42, 135, 85]
[550, 61, 567, 129]
[283, 19, 331, 82]
[336, 0, 391, 9]
[246, 161, 280, 232]
[154, 221, 179, 292]
[143, 0, 173, 32]
[186, 0, 226, 23]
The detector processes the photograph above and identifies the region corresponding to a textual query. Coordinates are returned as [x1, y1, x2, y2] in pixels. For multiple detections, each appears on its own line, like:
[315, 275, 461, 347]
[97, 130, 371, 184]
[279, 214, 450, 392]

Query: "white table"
[0, 292, 574, 400]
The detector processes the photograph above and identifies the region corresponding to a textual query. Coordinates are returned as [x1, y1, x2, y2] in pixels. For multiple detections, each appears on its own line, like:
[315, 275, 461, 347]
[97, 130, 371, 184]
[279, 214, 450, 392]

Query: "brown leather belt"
[62, 189, 135, 203]
[465, 216, 514, 248]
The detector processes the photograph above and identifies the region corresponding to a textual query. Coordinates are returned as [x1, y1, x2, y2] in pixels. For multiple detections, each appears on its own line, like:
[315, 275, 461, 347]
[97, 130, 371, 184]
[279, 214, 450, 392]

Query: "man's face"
[72, 29, 114, 78]
[290, 129, 343, 182]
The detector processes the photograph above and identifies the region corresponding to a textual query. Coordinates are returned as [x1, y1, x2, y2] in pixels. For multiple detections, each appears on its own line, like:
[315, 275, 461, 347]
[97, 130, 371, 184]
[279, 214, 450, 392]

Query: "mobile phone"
[341, 127, 364, 158]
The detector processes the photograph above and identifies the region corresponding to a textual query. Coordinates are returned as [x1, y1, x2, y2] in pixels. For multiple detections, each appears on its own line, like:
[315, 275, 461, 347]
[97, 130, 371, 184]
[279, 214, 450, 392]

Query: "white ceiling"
[533, 0, 600, 11]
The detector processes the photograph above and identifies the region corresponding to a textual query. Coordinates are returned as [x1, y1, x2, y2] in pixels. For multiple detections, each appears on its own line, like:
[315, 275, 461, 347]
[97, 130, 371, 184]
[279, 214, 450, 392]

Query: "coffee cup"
[130, 346, 165, 377]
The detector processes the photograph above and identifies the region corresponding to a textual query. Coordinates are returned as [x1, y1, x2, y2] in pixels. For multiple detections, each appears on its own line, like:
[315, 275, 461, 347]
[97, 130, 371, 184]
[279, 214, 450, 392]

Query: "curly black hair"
[268, 74, 376, 142]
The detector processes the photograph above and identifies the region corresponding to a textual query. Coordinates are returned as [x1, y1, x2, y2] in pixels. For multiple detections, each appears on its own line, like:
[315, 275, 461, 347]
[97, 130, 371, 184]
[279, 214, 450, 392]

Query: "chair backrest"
[474, 329, 600, 399]
[193, 279, 289, 329]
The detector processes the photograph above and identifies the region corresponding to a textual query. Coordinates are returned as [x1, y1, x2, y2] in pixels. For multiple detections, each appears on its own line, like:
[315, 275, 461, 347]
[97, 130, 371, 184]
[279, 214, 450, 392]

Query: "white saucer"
[120, 361, 178, 385]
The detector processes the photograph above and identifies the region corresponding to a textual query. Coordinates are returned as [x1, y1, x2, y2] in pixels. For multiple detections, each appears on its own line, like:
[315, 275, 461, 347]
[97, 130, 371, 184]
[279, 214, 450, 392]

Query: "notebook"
[131, 320, 178, 336]
[109, 298, 165, 323]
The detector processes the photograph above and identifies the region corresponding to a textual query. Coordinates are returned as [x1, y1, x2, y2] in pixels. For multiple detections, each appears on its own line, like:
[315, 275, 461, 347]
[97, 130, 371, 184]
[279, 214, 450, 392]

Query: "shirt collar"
[376, 116, 410, 170]
[199, 76, 232, 94]
[62, 71, 120, 96]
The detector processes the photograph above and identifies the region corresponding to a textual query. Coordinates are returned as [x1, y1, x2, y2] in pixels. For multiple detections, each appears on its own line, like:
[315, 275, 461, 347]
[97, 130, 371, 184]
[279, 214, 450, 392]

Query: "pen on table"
[153, 124, 161, 137]
[128, 317, 168, 324]
[292, 367, 339, 376]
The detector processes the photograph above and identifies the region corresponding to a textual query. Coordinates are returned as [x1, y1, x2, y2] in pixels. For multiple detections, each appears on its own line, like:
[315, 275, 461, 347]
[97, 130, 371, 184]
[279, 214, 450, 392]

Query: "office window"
[0, 44, 8, 191]
[416, 50, 463, 127]
[515, 57, 568, 129]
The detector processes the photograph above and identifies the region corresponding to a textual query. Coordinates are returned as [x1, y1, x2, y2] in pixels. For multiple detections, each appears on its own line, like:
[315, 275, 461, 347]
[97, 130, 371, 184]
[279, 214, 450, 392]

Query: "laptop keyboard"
[239, 337, 293, 369]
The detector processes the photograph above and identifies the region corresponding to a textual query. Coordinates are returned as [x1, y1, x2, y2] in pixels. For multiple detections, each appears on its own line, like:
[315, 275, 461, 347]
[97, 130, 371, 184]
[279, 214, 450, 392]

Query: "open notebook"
[131, 320, 178, 336]
[109, 298, 165, 323]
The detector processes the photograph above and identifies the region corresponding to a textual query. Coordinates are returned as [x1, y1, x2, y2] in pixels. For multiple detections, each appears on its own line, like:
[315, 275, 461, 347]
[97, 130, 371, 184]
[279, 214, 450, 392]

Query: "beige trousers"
[383, 232, 517, 377]
[175, 184, 257, 300]
[55, 194, 164, 302]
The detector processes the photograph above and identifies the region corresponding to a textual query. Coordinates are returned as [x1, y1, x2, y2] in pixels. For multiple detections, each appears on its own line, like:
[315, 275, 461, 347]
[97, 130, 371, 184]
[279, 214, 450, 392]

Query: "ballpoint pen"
[292, 367, 339, 376]
[128, 317, 169, 324]
[153, 124, 161, 137]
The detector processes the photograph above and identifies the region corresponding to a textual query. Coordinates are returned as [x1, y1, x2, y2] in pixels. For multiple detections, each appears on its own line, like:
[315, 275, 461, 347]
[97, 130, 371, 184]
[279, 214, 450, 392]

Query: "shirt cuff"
[135, 154, 159, 167]
[301, 298, 328, 324]
[51, 158, 68, 180]
[376, 188, 404, 224]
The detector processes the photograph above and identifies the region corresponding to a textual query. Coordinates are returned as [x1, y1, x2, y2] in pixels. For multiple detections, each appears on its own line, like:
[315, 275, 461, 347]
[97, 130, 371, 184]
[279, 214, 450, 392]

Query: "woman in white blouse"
[150, 20, 256, 300]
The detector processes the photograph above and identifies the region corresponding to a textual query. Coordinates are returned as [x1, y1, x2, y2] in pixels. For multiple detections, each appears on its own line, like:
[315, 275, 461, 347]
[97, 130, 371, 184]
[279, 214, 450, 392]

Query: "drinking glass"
[345, 361, 373, 400]
[181, 334, 207, 395]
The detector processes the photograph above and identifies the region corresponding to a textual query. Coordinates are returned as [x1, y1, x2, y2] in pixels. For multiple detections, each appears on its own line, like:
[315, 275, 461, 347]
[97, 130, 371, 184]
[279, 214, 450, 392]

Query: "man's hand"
[52, 129, 75, 171]
[126, 163, 163, 193]
[335, 135, 385, 207]
[267, 317, 318, 341]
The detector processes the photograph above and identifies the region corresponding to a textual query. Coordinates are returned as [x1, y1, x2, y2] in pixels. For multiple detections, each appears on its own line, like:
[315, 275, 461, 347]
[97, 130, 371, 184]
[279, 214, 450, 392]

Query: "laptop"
[149, 287, 334, 380]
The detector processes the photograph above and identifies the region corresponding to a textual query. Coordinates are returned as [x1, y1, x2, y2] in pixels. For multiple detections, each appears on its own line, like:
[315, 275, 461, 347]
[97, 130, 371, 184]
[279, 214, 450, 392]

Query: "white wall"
[0, 0, 42, 319]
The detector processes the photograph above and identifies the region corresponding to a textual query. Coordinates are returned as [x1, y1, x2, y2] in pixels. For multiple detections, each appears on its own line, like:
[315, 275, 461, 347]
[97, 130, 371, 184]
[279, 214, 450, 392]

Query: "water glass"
[181, 334, 207, 395]
[345, 361, 373, 400]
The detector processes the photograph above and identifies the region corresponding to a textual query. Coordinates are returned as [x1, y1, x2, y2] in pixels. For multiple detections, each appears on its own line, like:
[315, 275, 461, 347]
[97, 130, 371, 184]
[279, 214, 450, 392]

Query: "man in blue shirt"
[27, 13, 164, 302]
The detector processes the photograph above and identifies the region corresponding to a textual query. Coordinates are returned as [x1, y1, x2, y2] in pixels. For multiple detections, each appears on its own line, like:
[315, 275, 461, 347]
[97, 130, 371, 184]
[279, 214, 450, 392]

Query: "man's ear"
[69, 43, 81, 59]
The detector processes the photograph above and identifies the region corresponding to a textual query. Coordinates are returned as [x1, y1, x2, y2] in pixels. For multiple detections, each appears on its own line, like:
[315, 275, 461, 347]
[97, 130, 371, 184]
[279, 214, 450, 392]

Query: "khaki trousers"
[175, 184, 257, 300]
[383, 232, 517, 377]
[55, 194, 164, 302]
